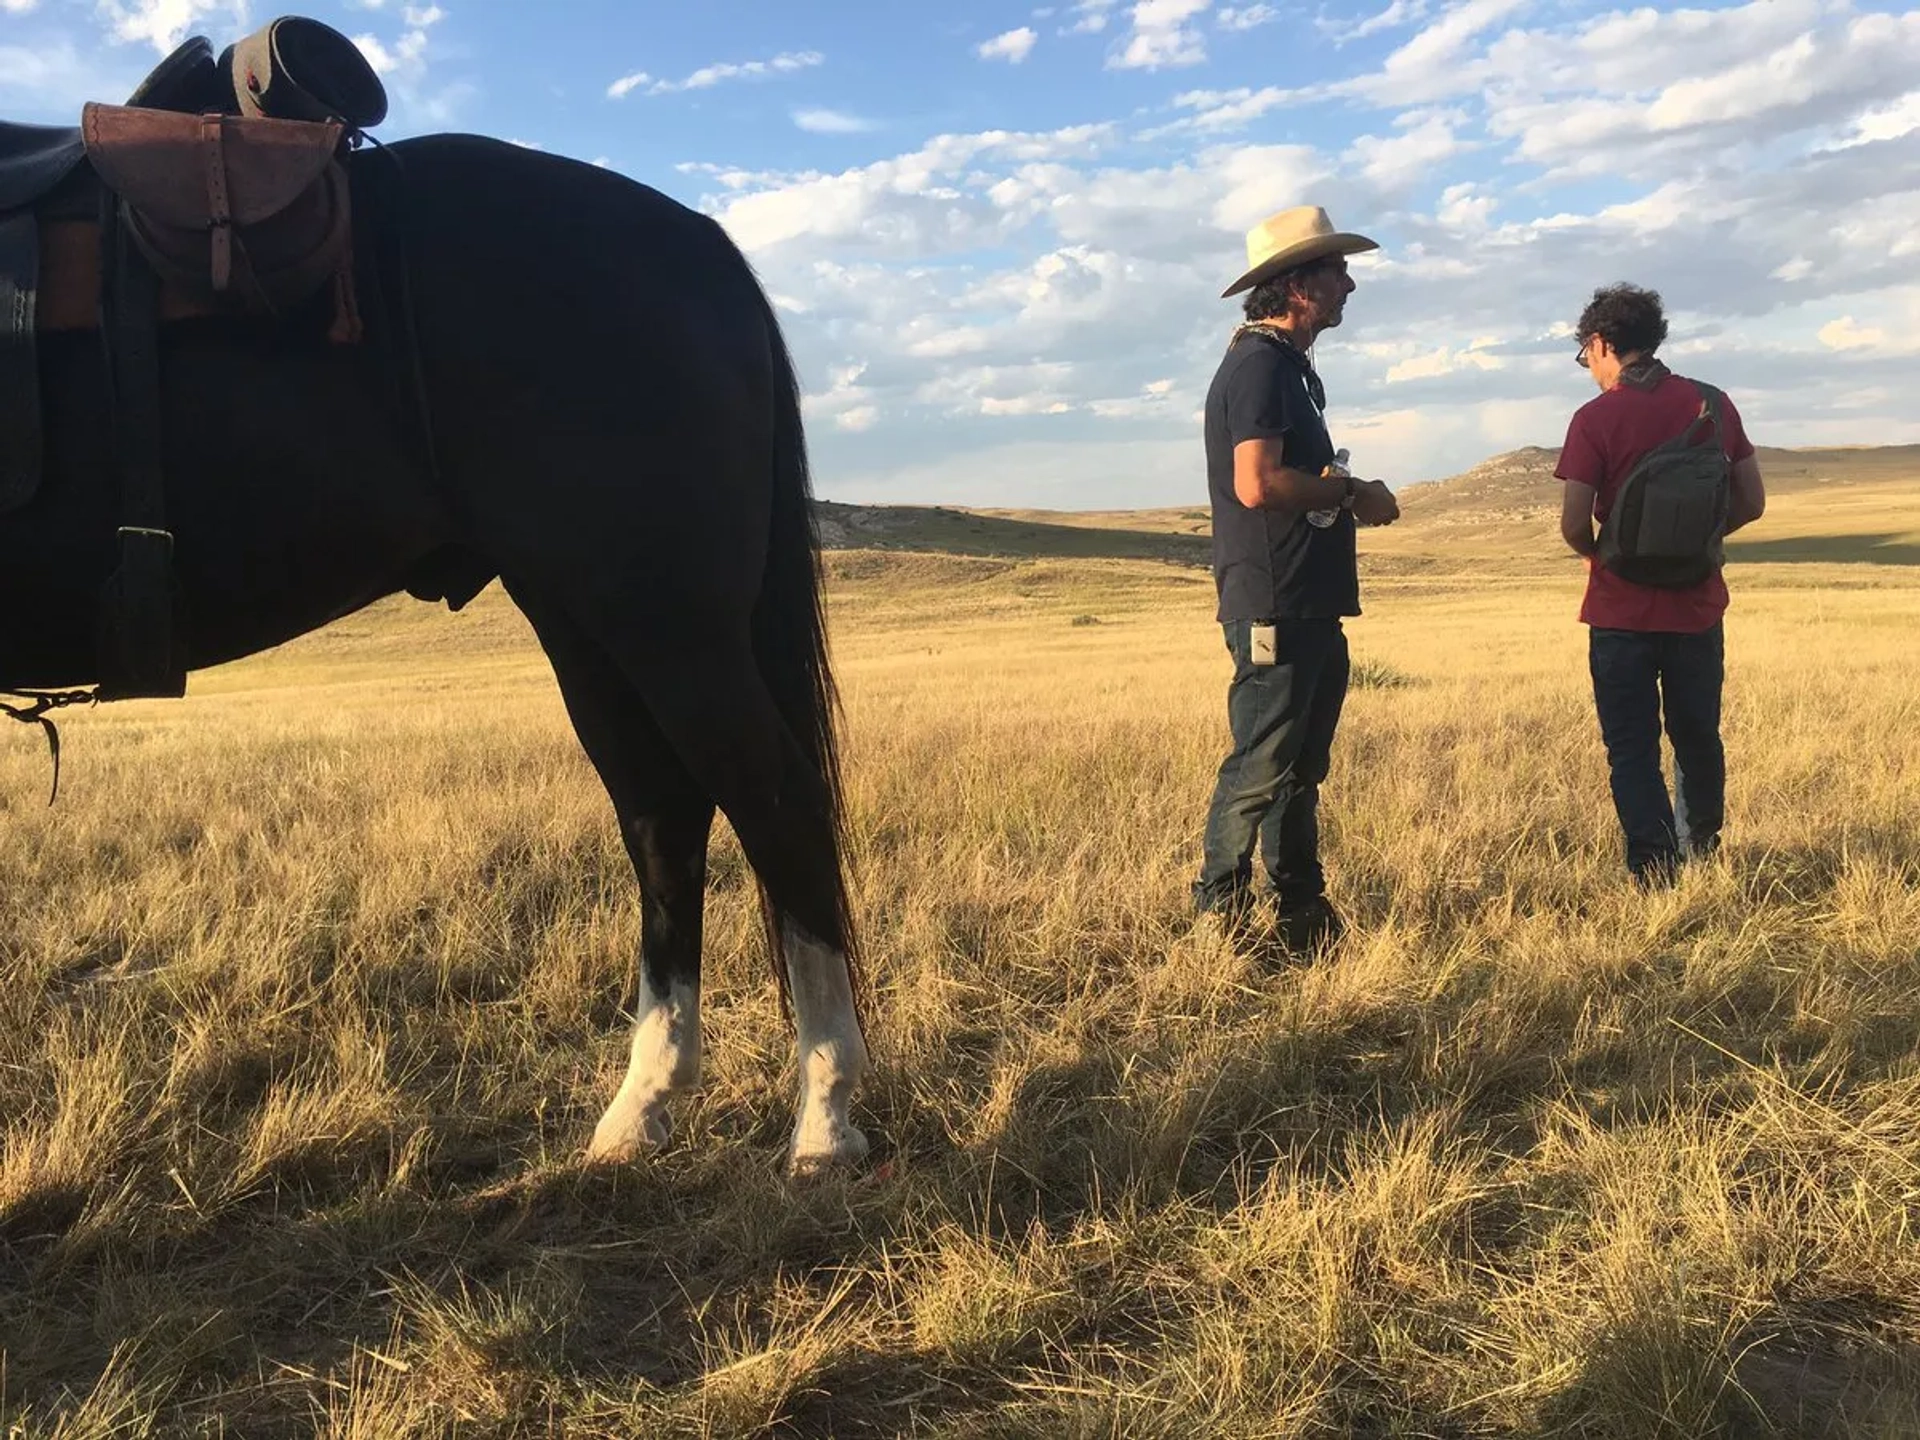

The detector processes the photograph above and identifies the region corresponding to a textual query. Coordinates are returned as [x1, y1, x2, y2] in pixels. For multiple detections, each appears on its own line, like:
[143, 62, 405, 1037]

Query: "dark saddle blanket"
[0, 17, 386, 515]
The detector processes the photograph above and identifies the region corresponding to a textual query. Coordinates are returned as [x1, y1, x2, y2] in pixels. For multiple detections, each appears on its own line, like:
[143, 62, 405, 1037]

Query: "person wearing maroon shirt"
[1555, 284, 1768, 886]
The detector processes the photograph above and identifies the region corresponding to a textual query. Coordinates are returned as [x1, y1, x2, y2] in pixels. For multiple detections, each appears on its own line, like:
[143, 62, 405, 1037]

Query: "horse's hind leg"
[651, 650, 869, 1176]
[563, 611, 870, 1176]
[506, 580, 714, 1162]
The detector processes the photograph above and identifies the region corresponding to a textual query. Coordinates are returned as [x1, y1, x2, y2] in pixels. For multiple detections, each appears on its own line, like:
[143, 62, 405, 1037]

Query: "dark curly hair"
[1576, 283, 1669, 357]
[1242, 260, 1334, 322]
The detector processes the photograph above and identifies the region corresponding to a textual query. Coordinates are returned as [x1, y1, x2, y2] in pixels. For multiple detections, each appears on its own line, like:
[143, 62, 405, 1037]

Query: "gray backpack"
[1597, 382, 1731, 588]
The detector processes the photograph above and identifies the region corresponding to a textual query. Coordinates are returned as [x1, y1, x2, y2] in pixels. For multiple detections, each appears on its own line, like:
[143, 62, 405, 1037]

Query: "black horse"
[1, 122, 873, 1175]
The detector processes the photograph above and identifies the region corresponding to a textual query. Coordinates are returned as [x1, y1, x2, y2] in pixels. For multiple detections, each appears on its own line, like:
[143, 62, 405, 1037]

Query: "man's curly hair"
[1576, 283, 1669, 357]
[1242, 260, 1334, 322]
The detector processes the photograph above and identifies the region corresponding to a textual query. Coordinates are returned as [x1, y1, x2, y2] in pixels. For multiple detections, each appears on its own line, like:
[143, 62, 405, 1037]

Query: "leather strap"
[102, 194, 164, 532]
[0, 210, 41, 514]
[201, 113, 232, 292]
[96, 191, 184, 699]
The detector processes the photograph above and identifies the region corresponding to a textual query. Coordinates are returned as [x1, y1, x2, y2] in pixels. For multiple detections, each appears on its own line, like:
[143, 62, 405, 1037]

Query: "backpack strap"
[1686, 380, 1725, 450]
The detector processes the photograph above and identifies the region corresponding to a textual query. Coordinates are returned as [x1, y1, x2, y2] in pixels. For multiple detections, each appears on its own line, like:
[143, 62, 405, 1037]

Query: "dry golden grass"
[1, 478, 1917, 1437]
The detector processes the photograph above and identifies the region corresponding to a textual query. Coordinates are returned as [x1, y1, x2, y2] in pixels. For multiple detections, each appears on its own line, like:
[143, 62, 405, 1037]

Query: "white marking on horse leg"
[585, 979, 701, 1163]
[783, 922, 870, 1177]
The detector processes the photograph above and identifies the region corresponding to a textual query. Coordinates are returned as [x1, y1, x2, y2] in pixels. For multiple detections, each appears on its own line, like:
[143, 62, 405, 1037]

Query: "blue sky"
[5, 0, 1918, 506]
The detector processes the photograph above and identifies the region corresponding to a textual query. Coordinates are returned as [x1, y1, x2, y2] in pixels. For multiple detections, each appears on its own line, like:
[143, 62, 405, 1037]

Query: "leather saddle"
[0, 18, 387, 513]
[0, 18, 388, 701]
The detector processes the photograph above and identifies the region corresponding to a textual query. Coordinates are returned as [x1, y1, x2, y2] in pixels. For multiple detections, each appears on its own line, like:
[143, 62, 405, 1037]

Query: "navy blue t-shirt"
[1203, 329, 1359, 623]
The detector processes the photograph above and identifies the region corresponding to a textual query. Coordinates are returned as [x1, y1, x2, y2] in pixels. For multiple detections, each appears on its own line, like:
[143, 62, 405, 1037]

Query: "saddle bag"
[81, 102, 353, 325]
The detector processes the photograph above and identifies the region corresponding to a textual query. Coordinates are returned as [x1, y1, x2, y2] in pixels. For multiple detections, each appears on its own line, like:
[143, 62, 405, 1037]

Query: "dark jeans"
[1194, 618, 1349, 915]
[1588, 623, 1726, 881]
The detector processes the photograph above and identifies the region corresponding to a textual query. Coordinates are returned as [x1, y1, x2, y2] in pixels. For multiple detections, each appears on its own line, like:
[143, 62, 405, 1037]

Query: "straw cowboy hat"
[1222, 206, 1379, 299]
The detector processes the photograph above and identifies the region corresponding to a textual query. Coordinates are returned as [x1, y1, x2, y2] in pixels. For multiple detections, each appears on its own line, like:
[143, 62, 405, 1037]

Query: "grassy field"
[2, 469, 1918, 1437]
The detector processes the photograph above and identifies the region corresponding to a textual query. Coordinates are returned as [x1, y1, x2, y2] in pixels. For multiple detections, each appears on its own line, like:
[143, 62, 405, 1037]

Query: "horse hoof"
[786, 1124, 870, 1181]
[584, 1105, 673, 1164]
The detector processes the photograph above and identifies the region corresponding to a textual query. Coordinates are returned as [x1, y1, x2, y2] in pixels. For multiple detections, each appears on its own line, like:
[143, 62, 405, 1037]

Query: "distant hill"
[808, 444, 1918, 566]
[1398, 444, 1920, 525]
[815, 500, 1210, 565]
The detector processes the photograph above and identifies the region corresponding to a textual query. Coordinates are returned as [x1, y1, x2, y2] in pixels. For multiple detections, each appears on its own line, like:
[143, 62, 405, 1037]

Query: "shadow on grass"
[5, 852, 1920, 1435]
[1727, 532, 1920, 566]
[817, 501, 1212, 566]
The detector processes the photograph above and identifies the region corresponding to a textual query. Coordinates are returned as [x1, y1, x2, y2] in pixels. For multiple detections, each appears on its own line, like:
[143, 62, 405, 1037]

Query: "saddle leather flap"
[81, 102, 342, 229]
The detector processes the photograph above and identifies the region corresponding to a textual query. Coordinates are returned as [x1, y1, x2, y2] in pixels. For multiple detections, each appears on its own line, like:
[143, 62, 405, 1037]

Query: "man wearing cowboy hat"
[1192, 205, 1398, 957]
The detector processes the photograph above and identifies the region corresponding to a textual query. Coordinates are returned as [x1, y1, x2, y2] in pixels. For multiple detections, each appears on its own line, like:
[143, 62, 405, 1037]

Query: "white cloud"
[981, 396, 1075, 416]
[348, 5, 463, 127]
[96, 0, 246, 53]
[1349, 0, 1530, 104]
[1321, 0, 1429, 44]
[3, 0, 40, 12]
[1203, 142, 1333, 233]
[827, 437, 1196, 507]
[804, 360, 884, 433]
[609, 50, 825, 99]
[1110, 0, 1213, 69]
[674, 50, 825, 92]
[1091, 377, 1184, 417]
[1383, 340, 1505, 382]
[1818, 316, 1886, 351]
[354, 31, 424, 77]
[1647, 33, 1822, 130]
[1217, 4, 1277, 31]
[671, 0, 1920, 502]
[917, 362, 1082, 417]
[1065, 0, 1120, 35]
[1344, 0, 1918, 166]
[978, 27, 1039, 63]
[352, 0, 447, 87]
[1348, 111, 1466, 187]
[1487, 11, 1920, 179]
[704, 125, 1116, 254]
[1435, 182, 1496, 230]
[1156, 85, 1304, 135]
[794, 107, 878, 134]
[1833, 91, 1920, 148]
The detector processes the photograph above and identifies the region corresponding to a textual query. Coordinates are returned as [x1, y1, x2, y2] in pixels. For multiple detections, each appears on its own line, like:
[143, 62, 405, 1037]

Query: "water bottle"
[1308, 448, 1351, 529]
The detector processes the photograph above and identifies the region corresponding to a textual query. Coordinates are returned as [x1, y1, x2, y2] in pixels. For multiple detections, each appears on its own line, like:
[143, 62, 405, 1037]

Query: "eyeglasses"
[1575, 335, 1593, 369]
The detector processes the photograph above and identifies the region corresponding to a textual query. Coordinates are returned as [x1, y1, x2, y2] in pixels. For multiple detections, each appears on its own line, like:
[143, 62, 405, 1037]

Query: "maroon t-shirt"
[1555, 373, 1755, 633]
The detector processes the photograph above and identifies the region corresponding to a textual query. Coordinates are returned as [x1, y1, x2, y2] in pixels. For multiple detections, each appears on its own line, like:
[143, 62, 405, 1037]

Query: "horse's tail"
[749, 285, 863, 1016]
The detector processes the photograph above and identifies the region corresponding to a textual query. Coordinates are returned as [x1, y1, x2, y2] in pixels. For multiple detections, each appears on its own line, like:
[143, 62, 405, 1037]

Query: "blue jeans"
[1588, 624, 1725, 881]
[1194, 618, 1348, 915]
